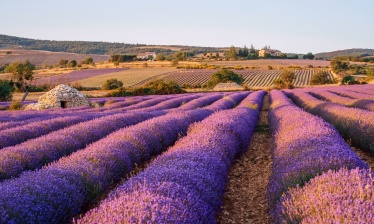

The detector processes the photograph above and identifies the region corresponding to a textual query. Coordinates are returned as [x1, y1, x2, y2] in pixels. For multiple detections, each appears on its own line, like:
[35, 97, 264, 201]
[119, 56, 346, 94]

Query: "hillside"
[0, 34, 222, 55]
[315, 48, 374, 60]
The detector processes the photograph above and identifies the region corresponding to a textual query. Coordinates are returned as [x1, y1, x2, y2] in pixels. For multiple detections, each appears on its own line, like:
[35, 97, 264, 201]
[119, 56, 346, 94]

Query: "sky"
[0, 0, 373, 54]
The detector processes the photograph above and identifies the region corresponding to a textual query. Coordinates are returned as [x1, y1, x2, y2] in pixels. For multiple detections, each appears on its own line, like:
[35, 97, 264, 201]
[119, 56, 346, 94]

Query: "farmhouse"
[25, 84, 90, 110]
[137, 52, 156, 60]
[258, 49, 282, 57]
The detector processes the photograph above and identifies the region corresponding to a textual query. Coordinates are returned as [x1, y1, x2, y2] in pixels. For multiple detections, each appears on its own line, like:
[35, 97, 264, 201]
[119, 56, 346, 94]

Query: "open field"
[34, 68, 129, 85]
[0, 84, 373, 223]
[0, 49, 110, 67]
[77, 68, 178, 88]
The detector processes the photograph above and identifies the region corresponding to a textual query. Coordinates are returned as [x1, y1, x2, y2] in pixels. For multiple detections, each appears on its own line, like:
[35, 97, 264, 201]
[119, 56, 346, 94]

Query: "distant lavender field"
[34, 68, 129, 85]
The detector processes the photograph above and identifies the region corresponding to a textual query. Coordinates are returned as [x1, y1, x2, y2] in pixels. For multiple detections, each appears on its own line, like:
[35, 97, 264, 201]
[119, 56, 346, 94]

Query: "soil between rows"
[217, 95, 271, 223]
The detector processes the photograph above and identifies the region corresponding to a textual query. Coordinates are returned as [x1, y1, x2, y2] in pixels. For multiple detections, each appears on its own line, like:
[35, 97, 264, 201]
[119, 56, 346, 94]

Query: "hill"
[315, 48, 374, 60]
[0, 34, 222, 55]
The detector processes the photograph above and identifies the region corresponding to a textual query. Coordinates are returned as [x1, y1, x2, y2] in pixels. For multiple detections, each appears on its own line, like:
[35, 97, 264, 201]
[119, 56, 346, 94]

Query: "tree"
[173, 51, 185, 61]
[226, 46, 237, 60]
[156, 53, 166, 61]
[303, 52, 315, 60]
[207, 69, 244, 88]
[242, 45, 249, 57]
[273, 70, 295, 89]
[5, 60, 35, 101]
[249, 44, 256, 54]
[238, 48, 243, 57]
[310, 71, 334, 85]
[0, 80, 15, 101]
[83, 57, 93, 64]
[68, 60, 77, 68]
[101, 78, 124, 90]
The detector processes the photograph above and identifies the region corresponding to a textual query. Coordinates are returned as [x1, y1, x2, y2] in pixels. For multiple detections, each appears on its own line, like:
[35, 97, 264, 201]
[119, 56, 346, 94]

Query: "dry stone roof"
[213, 82, 244, 91]
[25, 84, 90, 110]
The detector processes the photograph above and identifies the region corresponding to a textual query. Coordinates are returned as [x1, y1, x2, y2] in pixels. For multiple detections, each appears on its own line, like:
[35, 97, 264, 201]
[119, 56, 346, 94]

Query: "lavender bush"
[0, 107, 220, 223]
[0, 111, 162, 181]
[267, 90, 368, 222]
[280, 168, 374, 223]
[286, 90, 374, 154]
[0, 115, 97, 149]
[76, 91, 264, 223]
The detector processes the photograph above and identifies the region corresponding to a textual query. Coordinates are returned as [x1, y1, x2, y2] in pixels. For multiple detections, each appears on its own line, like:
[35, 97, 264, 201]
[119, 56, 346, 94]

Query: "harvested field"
[77, 68, 177, 87]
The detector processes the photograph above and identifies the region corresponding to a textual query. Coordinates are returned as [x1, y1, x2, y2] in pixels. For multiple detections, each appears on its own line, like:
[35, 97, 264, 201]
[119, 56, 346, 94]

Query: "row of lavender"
[285, 89, 374, 154]
[0, 94, 202, 149]
[267, 90, 373, 223]
[0, 94, 176, 122]
[0, 91, 258, 223]
[0, 92, 230, 181]
[293, 84, 374, 112]
[77, 90, 266, 223]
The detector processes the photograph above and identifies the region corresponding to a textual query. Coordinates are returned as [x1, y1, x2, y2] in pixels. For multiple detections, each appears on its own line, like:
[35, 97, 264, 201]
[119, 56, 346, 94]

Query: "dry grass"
[77, 68, 178, 88]
[12, 92, 45, 101]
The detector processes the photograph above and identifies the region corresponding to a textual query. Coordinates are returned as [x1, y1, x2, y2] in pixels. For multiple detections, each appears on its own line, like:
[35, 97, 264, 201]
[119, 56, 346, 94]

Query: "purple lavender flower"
[77, 92, 264, 223]
[267, 90, 368, 222]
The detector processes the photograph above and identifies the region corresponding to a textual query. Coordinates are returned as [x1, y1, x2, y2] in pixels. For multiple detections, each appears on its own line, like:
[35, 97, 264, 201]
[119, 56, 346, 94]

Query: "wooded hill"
[315, 48, 374, 60]
[0, 34, 222, 55]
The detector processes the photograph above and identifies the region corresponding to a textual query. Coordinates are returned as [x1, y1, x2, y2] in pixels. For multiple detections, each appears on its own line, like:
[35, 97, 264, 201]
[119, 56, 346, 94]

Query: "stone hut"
[25, 84, 90, 110]
[213, 82, 245, 91]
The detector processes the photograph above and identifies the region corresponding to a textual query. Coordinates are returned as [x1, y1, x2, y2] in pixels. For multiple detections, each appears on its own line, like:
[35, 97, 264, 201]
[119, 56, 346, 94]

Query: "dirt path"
[217, 94, 271, 224]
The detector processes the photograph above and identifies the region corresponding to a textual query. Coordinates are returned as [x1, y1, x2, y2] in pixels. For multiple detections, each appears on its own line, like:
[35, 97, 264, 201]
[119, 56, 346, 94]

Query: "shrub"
[9, 101, 22, 110]
[310, 71, 334, 85]
[273, 70, 295, 89]
[102, 79, 124, 90]
[106, 80, 185, 96]
[143, 80, 185, 95]
[207, 69, 244, 88]
[29, 84, 51, 92]
[171, 59, 179, 67]
[341, 75, 359, 85]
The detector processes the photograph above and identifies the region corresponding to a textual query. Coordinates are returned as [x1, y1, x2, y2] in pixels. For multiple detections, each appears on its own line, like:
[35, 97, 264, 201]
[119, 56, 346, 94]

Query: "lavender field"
[0, 84, 374, 223]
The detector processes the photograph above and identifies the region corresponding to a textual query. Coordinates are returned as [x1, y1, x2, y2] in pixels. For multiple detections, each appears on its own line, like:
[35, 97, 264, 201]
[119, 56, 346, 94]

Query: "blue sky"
[1, 0, 373, 54]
